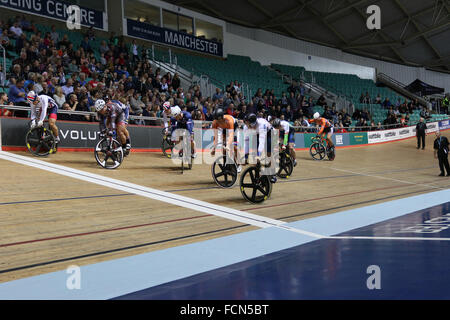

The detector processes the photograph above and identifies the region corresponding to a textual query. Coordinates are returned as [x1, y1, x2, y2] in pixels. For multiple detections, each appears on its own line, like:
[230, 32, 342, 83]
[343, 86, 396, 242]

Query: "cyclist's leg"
[327, 128, 334, 148]
[190, 134, 196, 158]
[117, 123, 127, 146]
[48, 109, 59, 143]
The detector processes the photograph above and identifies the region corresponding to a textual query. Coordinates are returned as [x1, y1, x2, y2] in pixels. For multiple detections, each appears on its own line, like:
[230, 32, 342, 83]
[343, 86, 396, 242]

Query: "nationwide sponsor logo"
[428, 124, 436, 129]
[385, 132, 396, 137]
[336, 135, 343, 145]
[399, 129, 409, 135]
[369, 133, 381, 139]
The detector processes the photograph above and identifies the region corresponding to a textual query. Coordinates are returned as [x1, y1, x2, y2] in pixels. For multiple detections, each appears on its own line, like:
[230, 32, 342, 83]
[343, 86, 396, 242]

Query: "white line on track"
[330, 166, 446, 190]
[2, 151, 449, 242]
[0, 151, 325, 238]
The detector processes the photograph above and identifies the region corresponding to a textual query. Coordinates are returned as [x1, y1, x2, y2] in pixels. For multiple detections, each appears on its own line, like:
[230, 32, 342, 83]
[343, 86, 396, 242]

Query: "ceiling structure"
[165, 0, 450, 74]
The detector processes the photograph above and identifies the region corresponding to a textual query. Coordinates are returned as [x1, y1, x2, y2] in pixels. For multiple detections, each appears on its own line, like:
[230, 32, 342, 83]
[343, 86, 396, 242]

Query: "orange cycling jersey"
[212, 115, 236, 147]
[309, 118, 332, 135]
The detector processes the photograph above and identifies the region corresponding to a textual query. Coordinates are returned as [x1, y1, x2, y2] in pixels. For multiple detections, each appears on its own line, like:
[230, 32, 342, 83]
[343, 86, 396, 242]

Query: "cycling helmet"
[163, 101, 171, 111]
[245, 113, 257, 126]
[95, 99, 106, 112]
[26, 91, 38, 104]
[171, 106, 181, 117]
[313, 112, 320, 120]
[213, 108, 224, 120]
[272, 118, 281, 128]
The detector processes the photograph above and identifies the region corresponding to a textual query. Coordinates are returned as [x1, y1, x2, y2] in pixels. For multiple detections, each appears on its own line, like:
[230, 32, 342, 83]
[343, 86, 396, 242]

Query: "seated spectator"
[375, 94, 382, 104]
[53, 86, 66, 108]
[382, 98, 391, 108]
[130, 92, 144, 116]
[316, 94, 326, 107]
[0, 92, 13, 117]
[352, 108, 361, 120]
[50, 25, 59, 44]
[8, 78, 27, 108]
[9, 22, 23, 39]
[58, 34, 71, 49]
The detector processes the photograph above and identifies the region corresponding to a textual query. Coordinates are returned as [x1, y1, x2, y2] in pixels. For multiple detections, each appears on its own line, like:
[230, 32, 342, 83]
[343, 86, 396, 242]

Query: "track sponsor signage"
[440, 120, 450, 130]
[349, 132, 368, 145]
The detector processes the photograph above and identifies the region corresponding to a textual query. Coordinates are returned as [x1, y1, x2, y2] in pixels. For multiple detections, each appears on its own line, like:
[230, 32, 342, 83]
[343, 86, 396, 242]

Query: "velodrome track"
[0, 132, 449, 299]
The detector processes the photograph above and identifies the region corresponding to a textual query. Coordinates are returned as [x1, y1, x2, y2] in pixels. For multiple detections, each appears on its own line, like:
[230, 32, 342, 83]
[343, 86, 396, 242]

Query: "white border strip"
[0, 150, 325, 239]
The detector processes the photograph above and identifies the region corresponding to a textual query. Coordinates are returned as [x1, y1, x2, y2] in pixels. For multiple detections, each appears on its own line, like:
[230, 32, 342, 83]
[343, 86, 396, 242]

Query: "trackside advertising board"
[367, 122, 441, 144]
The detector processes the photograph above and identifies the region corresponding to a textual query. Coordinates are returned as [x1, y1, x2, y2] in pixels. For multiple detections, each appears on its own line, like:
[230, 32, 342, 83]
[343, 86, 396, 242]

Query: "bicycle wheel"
[94, 138, 124, 169]
[25, 127, 56, 157]
[212, 155, 238, 188]
[161, 136, 173, 158]
[277, 152, 294, 179]
[240, 166, 272, 204]
[327, 147, 336, 161]
[310, 142, 326, 161]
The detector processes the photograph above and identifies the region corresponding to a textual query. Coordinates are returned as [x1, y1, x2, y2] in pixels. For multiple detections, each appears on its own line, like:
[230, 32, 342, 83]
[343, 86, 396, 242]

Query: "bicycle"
[25, 121, 57, 157]
[172, 130, 193, 174]
[309, 135, 335, 161]
[240, 158, 273, 204]
[94, 131, 124, 169]
[277, 145, 294, 179]
[211, 147, 238, 188]
[161, 128, 174, 159]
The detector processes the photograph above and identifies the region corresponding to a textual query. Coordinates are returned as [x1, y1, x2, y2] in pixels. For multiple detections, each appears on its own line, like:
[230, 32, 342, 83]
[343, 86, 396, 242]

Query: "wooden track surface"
[1, 133, 449, 283]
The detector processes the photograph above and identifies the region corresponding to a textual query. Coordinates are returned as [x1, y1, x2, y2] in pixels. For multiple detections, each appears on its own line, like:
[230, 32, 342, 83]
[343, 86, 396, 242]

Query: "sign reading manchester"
[127, 19, 223, 57]
[0, 0, 104, 29]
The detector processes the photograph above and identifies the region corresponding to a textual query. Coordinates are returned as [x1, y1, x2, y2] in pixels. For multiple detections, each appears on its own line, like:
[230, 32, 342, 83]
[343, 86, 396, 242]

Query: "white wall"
[226, 23, 450, 93]
[224, 32, 376, 80]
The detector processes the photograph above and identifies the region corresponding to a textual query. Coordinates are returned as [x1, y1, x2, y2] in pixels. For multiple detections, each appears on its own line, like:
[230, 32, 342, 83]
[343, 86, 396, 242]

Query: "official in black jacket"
[416, 118, 427, 149]
[433, 131, 450, 177]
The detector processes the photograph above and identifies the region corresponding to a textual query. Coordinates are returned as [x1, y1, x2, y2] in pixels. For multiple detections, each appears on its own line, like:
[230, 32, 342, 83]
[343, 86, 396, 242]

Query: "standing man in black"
[433, 131, 450, 177]
[416, 118, 427, 149]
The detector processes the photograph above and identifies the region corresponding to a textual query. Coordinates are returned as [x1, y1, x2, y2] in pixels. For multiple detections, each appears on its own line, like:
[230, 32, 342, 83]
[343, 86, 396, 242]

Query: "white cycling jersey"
[30, 95, 58, 123]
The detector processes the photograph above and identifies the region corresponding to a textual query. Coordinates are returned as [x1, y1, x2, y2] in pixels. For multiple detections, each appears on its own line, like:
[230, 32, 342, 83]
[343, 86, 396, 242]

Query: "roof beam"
[342, 0, 409, 64]
[194, 0, 257, 27]
[293, 0, 349, 46]
[393, 0, 447, 71]
[323, 0, 374, 21]
[245, 0, 301, 39]
[347, 4, 439, 44]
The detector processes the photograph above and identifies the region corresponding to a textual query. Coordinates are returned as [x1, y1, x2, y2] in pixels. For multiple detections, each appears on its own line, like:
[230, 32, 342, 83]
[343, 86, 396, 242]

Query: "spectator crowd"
[1, 15, 443, 134]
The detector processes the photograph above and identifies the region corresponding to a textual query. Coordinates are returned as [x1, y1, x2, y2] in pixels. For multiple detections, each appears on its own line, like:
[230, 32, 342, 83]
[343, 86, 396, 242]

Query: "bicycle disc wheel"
[26, 127, 55, 157]
[240, 166, 272, 204]
[327, 147, 336, 161]
[161, 137, 173, 158]
[95, 138, 124, 169]
[310, 143, 326, 161]
[277, 152, 294, 178]
[212, 156, 238, 188]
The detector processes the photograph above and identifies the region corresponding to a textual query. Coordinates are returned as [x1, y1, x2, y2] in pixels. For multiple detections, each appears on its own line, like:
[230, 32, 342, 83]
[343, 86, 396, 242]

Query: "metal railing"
[1, 105, 446, 132]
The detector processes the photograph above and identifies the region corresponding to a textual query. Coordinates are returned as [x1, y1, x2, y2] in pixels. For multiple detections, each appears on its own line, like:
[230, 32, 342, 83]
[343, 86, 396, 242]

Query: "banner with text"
[0, 0, 104, 29]
[126, 19, 223, 57]
[439, 120, 450, 131]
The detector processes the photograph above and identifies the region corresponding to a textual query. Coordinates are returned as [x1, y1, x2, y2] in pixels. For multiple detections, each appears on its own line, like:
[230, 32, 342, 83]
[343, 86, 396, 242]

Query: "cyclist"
[271, 118, 297, 167]
[27, 90, 60, 151]
[108, 96, 131, 154]
[243, 113, 277, 183]
[170, 106, 196, 159]
[309, 112, 334, 151]
[162, 101, 173, 136]
[95, 99, 130, 155]
[210, 108, 241, 173]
